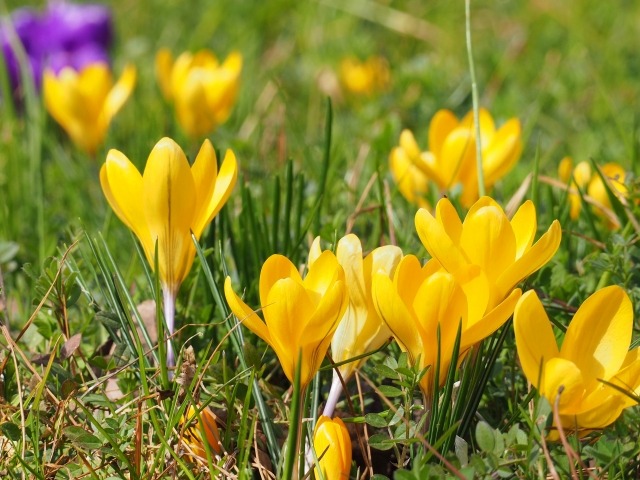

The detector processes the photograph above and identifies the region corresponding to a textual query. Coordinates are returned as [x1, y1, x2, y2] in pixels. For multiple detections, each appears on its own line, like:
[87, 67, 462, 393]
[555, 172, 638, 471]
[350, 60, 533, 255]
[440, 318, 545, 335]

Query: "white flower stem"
[322, 371, 344, 418]
[163, 288, 176, 377]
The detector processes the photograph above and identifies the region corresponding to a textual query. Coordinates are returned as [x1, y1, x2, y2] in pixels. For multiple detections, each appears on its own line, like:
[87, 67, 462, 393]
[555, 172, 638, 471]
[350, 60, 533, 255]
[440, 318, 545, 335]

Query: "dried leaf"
[60, 333, 82, 360]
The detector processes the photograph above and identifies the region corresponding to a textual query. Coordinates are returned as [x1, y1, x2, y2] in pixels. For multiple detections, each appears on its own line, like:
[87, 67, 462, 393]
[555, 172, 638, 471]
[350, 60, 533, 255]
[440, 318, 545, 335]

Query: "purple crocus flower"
[0, 1, 112, 98]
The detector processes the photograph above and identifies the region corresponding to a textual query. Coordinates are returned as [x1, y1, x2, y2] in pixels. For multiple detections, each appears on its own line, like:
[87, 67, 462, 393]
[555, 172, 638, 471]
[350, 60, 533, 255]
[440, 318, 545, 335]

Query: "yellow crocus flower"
[180, 405, 222, 462]
[100, 137, 238, 368]
[224, 252, 348, 388]
[395, 109, 522, 207]
[313, 415, 352, 480]
[309, 235, 402, 416]
[372, 255, 520, 395]
[156, 48, 242, 139]
[339, 55, 389, 96]
[415, 196, 561, 311]
[514, 287, 640, 436]
[43, 62, 136, 155]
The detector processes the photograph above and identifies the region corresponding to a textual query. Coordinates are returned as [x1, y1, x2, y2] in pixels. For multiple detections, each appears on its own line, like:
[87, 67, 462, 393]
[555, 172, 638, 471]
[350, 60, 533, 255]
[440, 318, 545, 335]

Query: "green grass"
[1, 0, 640, 478]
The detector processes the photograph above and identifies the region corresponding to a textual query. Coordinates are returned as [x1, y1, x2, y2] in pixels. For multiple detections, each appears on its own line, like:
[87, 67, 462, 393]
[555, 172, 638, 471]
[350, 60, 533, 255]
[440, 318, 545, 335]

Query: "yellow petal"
[510, 200, 536, 259]
[459, 202, 516, 281]
[569, 395, 627, 430]
[175, 74, 212, 138]
[558, 157, 574, 183]
[101, 149, 153, 260]
[561, 286, 632, 383]
[415, 208, 468, 278]
[435, 197, 463, 245]
[541, 357, 585, 413]
[372, 269, 424, 363]
[304, 250, 343, 298]
[428, 109, 458, 159]
[482, 118, 522, 186]
[463, 287, 520, 348]
[308, 236, 323, 268]
[399, 129, 421, 159]
[264, 277, 314, 384]
[461, 108, 496, 145]
[336, 234, 366, 311]
[573, 161, 592, 188]
[389, 147, 431, 207]
[224, 277, 272, 346]
[155, 48, 174, 100]
[437, 126, 475, 188]
[103, 64, 136, 123]
[513, 290, 560, 388]
[497, 219, 561, 300]
[142, 137, 197, 292]
[259, 254, 302, 308]
[191, 142, 238, 236]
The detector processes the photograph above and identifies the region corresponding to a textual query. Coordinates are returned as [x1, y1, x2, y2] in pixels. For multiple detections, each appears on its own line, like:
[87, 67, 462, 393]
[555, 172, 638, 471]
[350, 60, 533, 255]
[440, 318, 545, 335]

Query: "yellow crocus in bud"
[389, 139, 431, 208]
[181, 405, 222, 461]
[43, 63, 136, 155]
[339, 56, 389, 96]
[313, 416, 352, 480]
[396, 109, 522, 207]
[514, 287, 640, 436]
[415, 196, 561, 311]
[224, 252, 348, 388]
[156, 48, 242, 139]
[372, 255, 520, 396]
[100, 137, 238, 368]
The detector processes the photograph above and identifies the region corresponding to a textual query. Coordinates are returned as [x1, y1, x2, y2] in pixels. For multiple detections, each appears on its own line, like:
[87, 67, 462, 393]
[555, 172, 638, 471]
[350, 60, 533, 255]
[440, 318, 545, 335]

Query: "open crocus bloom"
[514, 287, 640, 435]
[43, 62, 135, 155]
[372, 255, 520, 395]
[415, 196, 561, 311]
[313, 415, 352, 480]
[156, 48, 242, 139]
[224, 252, 348, 388]
[396, 108, 522, 207]
[101, 137, 237, 368]
[309, 234, 402, 382]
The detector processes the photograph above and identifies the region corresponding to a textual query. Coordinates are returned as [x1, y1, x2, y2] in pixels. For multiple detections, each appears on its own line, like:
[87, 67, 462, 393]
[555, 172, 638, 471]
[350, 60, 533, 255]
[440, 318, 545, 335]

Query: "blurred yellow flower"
[181, 405, 222, 461]
[558, 157, 628, 229]
[389, 139, 431, 208]
[514, 287, 640, 436]
[224, 252, 348, 388]
[100, 137, 237, 367]
[309, 235, 402, 381]
[313, 415, 352, 480]
[372, 255, 520, 395]
[394, 109, 522, 207]
[415, 196, 561, 311]
[339, 55, 389, 96]
[156, 48, 242, 139]
[43, 62, 135, 155]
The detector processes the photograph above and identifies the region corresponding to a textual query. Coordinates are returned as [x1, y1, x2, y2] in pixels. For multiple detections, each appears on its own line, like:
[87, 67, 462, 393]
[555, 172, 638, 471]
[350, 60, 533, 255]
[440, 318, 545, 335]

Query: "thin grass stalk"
[465, 0, 485, 198]
[272, 174, 281, 252]
[314, 98, 333, 232]
[283, 159, 294, 255]
[531, 139, 541, 210]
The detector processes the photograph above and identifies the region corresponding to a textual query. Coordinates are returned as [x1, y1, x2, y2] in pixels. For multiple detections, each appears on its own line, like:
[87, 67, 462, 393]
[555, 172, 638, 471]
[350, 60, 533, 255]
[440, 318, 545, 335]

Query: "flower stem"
[322, 371, 344, 418]
[465, 0, 486, 197]
[163, 288, 176, 376]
